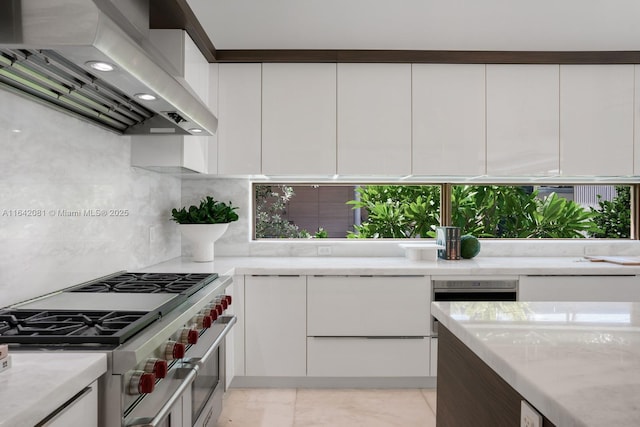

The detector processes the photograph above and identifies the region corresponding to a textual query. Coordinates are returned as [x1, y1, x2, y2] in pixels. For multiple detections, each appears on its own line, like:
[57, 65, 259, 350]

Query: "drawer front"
[307, 276, 430, 336]
[307, 337, 430, 377]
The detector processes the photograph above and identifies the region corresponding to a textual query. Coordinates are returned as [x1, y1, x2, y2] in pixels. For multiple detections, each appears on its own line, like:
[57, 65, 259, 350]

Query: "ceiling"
[185, 0, 640, 51]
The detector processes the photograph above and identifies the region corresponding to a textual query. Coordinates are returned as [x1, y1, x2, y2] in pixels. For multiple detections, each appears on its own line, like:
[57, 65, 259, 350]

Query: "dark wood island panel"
[436, 325, 556, 427]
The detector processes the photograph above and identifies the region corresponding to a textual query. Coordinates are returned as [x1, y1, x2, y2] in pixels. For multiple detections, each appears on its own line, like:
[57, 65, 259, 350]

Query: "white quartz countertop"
[0, 352, 107, 427]
[138, 256, 640, 276]
[432, 301, 640, 427]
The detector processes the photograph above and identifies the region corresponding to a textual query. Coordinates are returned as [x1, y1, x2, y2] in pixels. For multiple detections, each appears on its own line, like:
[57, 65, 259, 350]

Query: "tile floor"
[216, 388, 437, 427]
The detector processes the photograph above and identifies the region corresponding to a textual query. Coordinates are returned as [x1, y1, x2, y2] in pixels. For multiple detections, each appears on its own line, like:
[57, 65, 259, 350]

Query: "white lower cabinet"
[307, 276, 430, 336]
[519, 275, 640, 301]
[40, 381, 98, 426]
[307, 275, 432, 378]
[307, 337, 430, 377]
[430, 337, 438, 377]
[245, 275, 306, 376]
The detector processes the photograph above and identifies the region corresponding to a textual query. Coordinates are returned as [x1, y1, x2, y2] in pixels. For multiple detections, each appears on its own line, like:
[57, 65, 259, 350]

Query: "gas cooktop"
[0, 271, 220, 348]
[0, 309, 159, 346]
[68, 272, 218, 296]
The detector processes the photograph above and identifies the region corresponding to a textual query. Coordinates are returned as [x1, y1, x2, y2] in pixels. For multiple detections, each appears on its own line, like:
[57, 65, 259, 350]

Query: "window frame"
[252, 181, 638, 240]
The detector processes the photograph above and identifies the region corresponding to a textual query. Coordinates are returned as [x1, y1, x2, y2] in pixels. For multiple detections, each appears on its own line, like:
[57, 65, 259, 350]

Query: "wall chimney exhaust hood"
[0, 0, 218, 136]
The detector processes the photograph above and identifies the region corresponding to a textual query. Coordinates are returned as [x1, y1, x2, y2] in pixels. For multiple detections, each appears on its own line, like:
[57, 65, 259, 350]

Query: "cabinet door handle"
[37, 385, 94, 426]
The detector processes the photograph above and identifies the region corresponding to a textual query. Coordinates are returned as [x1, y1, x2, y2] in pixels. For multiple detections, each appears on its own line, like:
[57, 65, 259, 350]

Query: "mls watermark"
[1, 209, 129, 217]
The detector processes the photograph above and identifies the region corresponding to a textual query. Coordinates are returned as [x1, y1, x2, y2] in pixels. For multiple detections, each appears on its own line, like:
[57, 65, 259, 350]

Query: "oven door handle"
[185, 315, 237, 369]
[127, 367, 198, 427]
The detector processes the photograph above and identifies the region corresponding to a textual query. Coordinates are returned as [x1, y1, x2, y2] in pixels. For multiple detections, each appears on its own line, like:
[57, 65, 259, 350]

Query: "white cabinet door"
[519, 275, 640, 301]
[245, 276, 306, 376]
[337, 64, 412, 175]
[262, 63, 337, 175]
[412, 64, 486, 176]
[42, 382, 98, 427]
[560, 65, 634, 176]
[486, 65, 559, 176]
[218, 63, 262, 174]
[430, 337, 438, 377]
[307, 276, 430, 336]
[307, 337, 430, 377]
[207, 63, 219, 174]
[634, 65, 640, 175]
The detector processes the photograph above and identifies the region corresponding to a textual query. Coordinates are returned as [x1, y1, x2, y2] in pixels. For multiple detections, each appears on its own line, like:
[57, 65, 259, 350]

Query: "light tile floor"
[216, 388, 437, 427]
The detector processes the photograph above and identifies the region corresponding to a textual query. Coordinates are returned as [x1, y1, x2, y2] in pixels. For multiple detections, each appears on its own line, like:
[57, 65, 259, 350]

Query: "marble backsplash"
[0, 90, 181, 307]
[181, 178, 640, 259]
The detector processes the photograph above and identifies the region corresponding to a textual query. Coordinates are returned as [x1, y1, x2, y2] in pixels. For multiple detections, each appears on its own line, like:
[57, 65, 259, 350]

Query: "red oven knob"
[219, 298, 228, 309]
[144, 358, 168, 379]
[180, 328, 199, 345]
[225, 295, 232, 305]
[208, 309, 219, 321]
[128, 370, 155, 395]
[164, 341, 186, 360]
[194, 314, 213, 329]
[215, 304, 224, 315]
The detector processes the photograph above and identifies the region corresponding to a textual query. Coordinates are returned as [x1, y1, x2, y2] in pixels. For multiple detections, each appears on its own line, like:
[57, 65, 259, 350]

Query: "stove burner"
[0, 310, 159, 345]
[70, 272, 218, 296]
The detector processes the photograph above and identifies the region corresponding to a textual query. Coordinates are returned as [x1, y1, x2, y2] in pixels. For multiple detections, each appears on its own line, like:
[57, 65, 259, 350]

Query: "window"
[253, 183, 633, 239]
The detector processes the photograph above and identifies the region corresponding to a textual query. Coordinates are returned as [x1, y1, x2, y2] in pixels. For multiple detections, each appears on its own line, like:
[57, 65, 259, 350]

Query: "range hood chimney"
[0, 0, 217, 136]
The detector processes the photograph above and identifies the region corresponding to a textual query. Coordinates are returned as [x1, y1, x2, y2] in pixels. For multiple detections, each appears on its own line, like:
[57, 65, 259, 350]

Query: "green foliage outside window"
[589, 186, 631, 238]
[347, 185, 624, 239]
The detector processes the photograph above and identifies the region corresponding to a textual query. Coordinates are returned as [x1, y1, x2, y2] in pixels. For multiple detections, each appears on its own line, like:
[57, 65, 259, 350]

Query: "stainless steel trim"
[127, 368, 198, 427]
[184, 316, 237, 369]
[0, 0, 217, 136]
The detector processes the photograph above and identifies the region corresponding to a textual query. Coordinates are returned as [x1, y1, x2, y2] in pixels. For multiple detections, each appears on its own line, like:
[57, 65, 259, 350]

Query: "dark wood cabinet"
[436, 325, 556, 427]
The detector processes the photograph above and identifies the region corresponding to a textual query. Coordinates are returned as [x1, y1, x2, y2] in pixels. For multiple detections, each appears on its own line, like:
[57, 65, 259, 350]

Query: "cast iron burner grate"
[0, 310, 160, 345]
[69, 272, 218, 296]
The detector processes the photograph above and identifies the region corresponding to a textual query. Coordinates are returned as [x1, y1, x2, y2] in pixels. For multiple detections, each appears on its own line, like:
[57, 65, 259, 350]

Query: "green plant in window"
[589, 186, 631, 238]
[255, 185, 307, 238]
[346, 185, 440, 238]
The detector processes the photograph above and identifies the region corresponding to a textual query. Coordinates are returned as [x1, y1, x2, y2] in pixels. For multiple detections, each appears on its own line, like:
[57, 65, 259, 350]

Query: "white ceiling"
[186, 0, 640, 51]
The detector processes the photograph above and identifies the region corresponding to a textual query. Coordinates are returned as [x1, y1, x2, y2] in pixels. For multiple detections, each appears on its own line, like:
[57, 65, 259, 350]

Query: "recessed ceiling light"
[85, 61, 116, 72]
[134, 93, 157, 101]
[188, 128, 203, 133]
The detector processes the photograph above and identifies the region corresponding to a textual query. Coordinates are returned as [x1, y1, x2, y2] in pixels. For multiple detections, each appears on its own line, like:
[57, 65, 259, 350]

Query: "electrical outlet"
[521, 400, 542, 427]
[317, 246, 332, 256]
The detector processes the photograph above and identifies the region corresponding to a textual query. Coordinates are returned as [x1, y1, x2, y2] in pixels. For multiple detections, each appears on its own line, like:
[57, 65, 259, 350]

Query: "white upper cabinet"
[560, 65, 634, 176]
[486, 65, 559, 176]
[337, 63, 412, 175]
[636, 66, 640, 175]
[207, 63, 219, 174]
[262, 63, 337, 175]
[412, 64, 486, 176]
[217, 63, 262, 175]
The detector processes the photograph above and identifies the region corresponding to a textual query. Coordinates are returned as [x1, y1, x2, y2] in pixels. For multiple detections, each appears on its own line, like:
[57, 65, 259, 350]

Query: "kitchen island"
[432, 301, 640, 427]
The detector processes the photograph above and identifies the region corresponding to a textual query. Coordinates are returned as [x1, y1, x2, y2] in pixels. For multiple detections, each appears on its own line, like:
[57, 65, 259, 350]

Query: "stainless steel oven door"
[186, 316, 236, 427]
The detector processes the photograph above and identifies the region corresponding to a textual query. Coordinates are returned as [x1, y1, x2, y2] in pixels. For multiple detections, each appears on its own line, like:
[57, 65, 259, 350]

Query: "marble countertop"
[138, 255, 640, 276]
[432, 301, 640, 427]
[0, 352, 107, 427]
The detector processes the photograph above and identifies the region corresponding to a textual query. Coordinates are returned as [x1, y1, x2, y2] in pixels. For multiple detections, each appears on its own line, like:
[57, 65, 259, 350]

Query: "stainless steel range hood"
[0, 0, 217, 136]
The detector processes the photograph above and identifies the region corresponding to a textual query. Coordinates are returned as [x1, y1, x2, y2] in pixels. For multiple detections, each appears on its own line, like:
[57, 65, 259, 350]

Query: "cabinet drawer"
[307, 276, 430, 336]
[307, 337, 430, 377]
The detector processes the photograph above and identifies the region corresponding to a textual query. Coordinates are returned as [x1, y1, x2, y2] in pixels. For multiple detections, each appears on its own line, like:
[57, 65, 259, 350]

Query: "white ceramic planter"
[179, 223, 230, 262]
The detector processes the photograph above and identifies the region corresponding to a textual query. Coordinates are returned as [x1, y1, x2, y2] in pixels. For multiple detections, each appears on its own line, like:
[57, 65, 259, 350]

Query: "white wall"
[0, 90, 181, 307]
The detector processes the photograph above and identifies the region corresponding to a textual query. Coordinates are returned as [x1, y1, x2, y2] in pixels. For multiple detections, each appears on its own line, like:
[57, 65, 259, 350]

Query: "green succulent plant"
[171, 196, 239, 224]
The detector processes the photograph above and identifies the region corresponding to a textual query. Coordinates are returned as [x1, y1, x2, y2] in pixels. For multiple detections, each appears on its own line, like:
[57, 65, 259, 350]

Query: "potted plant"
[171, 196, 239, 262]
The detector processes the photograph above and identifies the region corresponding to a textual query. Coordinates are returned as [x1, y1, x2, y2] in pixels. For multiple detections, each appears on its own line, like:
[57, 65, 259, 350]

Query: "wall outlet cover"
[521, 400, 542, 427]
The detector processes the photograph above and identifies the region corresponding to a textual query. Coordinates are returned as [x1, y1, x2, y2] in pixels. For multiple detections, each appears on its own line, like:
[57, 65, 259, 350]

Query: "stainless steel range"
[0, 271, 236, 427]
